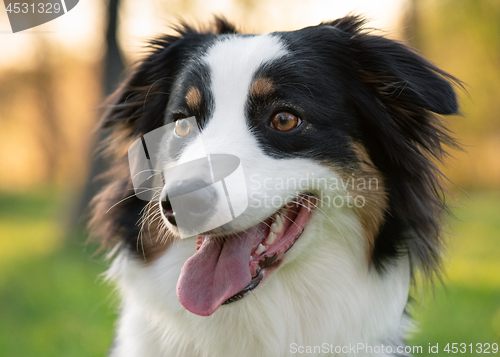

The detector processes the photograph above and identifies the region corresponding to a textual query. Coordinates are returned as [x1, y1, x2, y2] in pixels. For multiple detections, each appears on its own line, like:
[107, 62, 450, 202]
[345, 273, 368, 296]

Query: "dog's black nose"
[161, 178, 216, 230]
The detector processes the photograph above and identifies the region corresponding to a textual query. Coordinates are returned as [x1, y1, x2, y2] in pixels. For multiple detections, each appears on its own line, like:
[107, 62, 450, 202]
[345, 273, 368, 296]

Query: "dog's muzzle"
[160, 154, 248, 238]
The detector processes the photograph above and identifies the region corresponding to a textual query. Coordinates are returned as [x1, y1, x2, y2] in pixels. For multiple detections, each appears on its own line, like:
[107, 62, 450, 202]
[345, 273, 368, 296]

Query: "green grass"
[0, 191, 117, 357]
[407, 192, 500, 354]
[0, 190, 498, 356]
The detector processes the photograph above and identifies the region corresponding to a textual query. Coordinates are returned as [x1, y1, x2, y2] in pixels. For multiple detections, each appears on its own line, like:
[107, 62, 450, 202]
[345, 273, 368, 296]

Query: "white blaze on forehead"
[201, 34, 288, 140]
[204, 34, 287, 114]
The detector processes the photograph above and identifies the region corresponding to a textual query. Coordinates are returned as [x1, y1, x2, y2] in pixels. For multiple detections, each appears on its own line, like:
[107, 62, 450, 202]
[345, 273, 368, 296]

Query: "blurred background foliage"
[0, 0, 498, 356]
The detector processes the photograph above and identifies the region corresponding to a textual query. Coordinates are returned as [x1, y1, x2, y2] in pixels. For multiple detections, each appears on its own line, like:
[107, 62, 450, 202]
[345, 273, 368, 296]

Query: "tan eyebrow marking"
[185, 86, 202, 110]
[250, 77, 275, 98]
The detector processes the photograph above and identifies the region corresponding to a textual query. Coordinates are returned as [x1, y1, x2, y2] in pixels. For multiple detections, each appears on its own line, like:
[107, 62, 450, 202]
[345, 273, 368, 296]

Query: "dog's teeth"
[255, 244, 266, 255]
[265, 232, 276, 245]
[272, 214, 284, 232]
[250, 255, 253, 261]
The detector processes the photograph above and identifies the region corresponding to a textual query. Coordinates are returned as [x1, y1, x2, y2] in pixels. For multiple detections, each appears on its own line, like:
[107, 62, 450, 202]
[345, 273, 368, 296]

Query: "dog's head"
[91, 16, 459, 317]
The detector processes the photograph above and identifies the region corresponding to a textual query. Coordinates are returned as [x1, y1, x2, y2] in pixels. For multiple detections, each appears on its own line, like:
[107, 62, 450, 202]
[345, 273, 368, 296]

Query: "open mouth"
[176, 194, 317, 316]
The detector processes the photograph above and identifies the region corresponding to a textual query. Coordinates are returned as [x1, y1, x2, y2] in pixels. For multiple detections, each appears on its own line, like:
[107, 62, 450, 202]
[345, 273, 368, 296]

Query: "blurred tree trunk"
[68, 0, 124, 236]
[103, 0, 125, 96]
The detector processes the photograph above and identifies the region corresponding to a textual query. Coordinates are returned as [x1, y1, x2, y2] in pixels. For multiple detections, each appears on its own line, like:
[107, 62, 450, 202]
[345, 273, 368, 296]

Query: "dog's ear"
[328, 15, 459, 115]
[213, 16, 238, 34]
[328, 16, 461, 170]
[355, 36, 459, 116]
[100, 31, 199, 139]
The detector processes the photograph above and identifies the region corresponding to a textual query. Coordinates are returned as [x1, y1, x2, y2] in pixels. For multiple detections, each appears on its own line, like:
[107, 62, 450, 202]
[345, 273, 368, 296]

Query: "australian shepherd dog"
[90, 16, 459, 357]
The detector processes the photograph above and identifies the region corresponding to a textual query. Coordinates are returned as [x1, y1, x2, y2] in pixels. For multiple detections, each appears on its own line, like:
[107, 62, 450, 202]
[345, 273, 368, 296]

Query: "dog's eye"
[271, 112, 301, 132]
[174, 118, 191, 137]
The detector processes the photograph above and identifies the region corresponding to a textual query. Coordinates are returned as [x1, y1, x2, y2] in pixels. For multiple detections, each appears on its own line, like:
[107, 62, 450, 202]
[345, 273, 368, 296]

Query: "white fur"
[107, 34, 412, 357]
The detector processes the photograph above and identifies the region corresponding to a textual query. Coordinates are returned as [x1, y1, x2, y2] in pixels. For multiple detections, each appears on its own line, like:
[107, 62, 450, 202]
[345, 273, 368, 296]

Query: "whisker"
[132, 169, 162, 180]
[107, 187, 164, 213]
[107, 193, 139, 213]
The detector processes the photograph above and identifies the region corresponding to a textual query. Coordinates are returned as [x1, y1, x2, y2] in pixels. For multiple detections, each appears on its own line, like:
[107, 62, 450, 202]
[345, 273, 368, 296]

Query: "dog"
[90, 16, 459, 357]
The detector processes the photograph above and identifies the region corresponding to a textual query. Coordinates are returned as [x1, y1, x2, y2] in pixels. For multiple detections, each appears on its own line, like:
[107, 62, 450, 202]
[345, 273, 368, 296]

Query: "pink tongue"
[177, 224, 266, 316]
